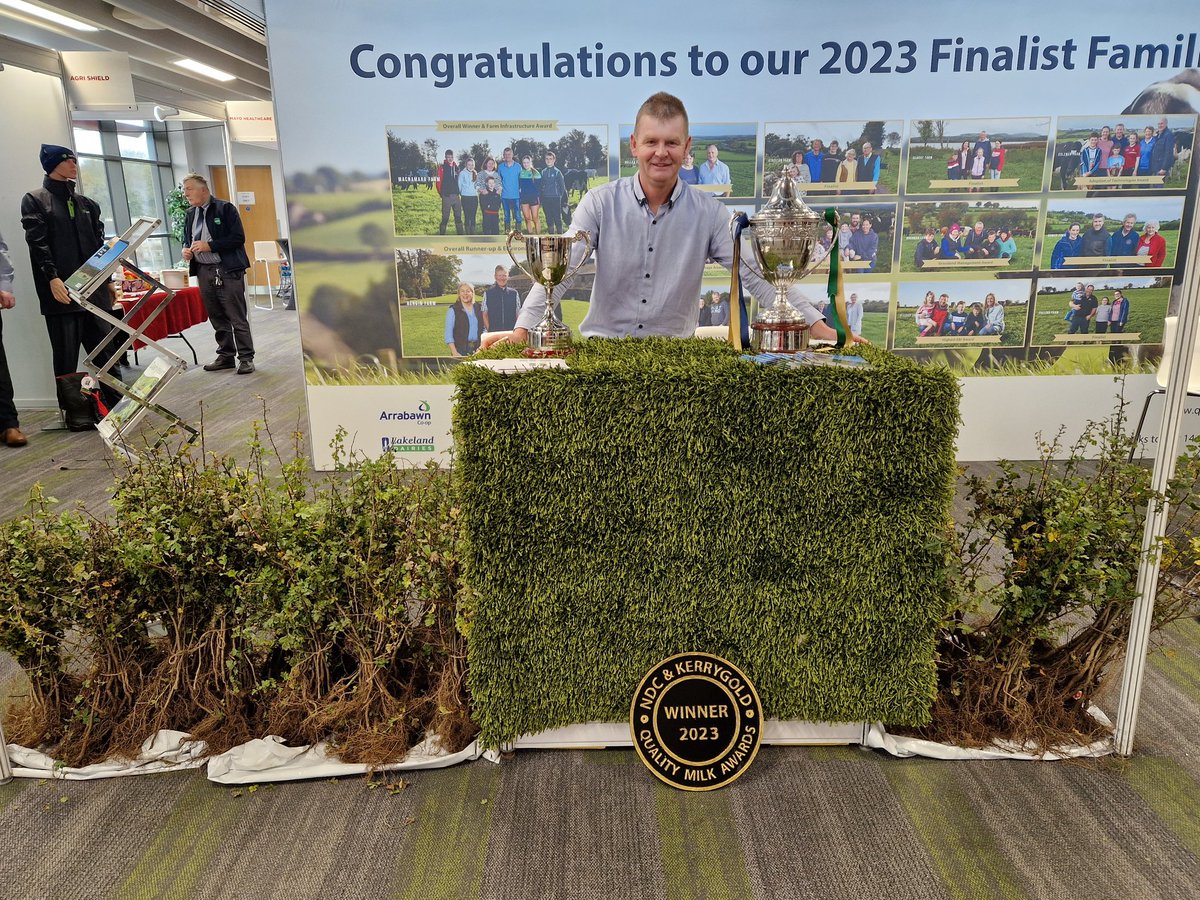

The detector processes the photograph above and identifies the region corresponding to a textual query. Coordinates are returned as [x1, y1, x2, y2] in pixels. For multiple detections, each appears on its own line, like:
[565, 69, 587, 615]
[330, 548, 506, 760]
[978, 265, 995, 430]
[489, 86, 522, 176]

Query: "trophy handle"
[505, 229, 534, 282]
[563, 230, 592, 282]
[729, 212, 765, 282]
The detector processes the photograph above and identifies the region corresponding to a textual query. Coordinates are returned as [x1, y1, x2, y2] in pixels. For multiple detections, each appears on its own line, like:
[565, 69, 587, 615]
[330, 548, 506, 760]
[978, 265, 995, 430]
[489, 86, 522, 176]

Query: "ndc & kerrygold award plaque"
[630, 652, 762, 791]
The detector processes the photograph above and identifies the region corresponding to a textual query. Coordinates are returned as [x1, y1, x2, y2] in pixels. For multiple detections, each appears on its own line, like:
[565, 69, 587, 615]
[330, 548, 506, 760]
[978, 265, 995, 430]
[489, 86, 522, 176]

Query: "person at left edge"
[498, 92, 844, 346]
[181, 173, 256, 374]
[0, 229, 28, 447]
[20, 143, 123, 411]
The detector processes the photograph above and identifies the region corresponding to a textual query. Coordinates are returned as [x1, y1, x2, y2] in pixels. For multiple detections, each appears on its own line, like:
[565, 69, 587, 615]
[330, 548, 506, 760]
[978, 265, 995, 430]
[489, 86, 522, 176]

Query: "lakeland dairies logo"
[379, 400, 432, 422]
[381, 435, 435, 453]
[630, 651, 762, 791]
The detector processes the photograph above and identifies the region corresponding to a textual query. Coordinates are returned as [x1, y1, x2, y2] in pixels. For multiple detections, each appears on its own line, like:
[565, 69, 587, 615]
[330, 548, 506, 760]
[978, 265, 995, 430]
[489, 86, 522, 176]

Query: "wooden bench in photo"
[927, 178, 1021, 189]
[1059, 256, 1148, 267]
[920, 258, 1011, 269]
[803, 181, 879, 193]
[1073, 175, 1165, 189]
[916, 334, 1002, 345]
[1053, 332, 1142, 343]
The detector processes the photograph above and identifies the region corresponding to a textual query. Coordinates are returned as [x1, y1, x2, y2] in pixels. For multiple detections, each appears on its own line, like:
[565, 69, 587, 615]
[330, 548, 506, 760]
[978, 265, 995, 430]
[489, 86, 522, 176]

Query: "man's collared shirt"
[190, 204, 221, 265]
[515, 176, 824, 339]
[697, 159, 731, 187]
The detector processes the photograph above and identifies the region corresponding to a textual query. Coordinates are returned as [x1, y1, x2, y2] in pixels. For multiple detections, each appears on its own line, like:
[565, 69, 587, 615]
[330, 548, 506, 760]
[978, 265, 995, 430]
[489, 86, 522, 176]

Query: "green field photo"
[893, 280, 1032, 350]
[1030, 282, 1169, 346]
[400, 298, 589, 358]
[898, 200, 1040, 273]
[386, 125, 611, 236]
[1052, 114, 1196, 190]
[762, 150, 900, 196]
[898, 233, 1036, 273]
[905, 145, 1046, 194]
[1041, 197, 1184, 270]
[762, 120, 904, 197]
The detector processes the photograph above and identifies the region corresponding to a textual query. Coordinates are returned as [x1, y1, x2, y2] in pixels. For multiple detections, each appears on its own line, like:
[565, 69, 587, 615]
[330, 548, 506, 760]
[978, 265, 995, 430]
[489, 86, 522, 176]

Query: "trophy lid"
[751, 167, 822, 228]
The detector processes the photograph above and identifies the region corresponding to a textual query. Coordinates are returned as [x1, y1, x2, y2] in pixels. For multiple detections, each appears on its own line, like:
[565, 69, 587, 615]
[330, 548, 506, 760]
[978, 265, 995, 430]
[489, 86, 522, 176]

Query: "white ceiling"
[0, 0, 270, 119]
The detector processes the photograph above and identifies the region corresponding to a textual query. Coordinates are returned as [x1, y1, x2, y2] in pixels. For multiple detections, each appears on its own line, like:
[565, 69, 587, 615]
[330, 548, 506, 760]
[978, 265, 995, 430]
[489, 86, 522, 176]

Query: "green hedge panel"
[453, 339, 959, 747]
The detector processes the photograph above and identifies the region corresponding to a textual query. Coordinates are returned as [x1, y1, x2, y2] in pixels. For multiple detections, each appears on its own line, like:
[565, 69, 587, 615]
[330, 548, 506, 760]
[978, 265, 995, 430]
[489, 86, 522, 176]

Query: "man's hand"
[480, 327, 526, 350]
[810, 320, 869, 345]
[190, 240, 211, 253]
[49, 277, 71, 305]
[0, 290, 15, 310]
[181, 246, 194, 262]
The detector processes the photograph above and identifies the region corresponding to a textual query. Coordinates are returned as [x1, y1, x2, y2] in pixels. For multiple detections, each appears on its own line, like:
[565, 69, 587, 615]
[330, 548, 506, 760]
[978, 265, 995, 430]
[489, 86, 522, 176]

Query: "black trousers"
[44, 309, 122, 378]
[196, 263, 255, 362]
[542, 197, 564, 232]
[0, 314, 18, 431]
[44, 309, 124, 410]
[461, 196, 478, 234]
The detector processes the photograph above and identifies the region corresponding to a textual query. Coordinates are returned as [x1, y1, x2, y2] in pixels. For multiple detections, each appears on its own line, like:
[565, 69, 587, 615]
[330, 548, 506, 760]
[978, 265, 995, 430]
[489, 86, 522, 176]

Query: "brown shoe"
[2, 427, 28, 447]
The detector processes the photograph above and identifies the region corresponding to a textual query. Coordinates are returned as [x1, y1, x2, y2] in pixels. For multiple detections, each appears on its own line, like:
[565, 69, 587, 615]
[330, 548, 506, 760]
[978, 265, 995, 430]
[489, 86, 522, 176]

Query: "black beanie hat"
[40, 144, 77, 175]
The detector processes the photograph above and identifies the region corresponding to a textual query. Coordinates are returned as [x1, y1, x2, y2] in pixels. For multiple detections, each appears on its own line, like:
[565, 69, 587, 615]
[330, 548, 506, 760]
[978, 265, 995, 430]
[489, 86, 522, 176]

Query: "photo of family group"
[761, 120, 903, 197]
[800, 204, 897, 274]
[893, 280, 1031, 349]
[904, 118, 1050, 195]
[387, 125, 609, 237]
[899, 200, 1040, 273]
[394, 250, 595, 358]
[1051, 114, 1196, 191]
[1041, 197, 1184, 270]
[619, 122, 755, 197]
[1031, 276, 1170, 347]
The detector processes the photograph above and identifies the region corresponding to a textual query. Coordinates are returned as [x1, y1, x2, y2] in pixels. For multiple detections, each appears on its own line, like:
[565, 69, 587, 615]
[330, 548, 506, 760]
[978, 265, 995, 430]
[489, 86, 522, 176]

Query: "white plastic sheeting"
[865, 707, 1115, 761]
[2, 713, 1113, 782]
[4, 731, 497, 784]
[206, 734, 499, 784]
[7, 730, 207, 781]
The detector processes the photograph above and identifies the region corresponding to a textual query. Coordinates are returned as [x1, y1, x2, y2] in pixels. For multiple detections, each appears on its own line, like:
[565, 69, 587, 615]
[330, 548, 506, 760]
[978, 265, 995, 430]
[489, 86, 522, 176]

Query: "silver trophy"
[506, 230, 592, 357]
[731, 167, 824, 353]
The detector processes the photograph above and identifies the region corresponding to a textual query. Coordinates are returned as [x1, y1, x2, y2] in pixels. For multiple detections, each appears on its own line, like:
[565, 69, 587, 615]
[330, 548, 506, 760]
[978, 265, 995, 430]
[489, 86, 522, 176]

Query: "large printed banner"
[261, 0, 1200, 465]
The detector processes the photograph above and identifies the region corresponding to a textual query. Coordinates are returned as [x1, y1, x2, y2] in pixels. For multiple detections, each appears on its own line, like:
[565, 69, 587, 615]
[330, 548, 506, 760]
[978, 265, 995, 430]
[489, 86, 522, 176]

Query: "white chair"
[250, 240, 286, 310]
[1130, 316, 1200, 459]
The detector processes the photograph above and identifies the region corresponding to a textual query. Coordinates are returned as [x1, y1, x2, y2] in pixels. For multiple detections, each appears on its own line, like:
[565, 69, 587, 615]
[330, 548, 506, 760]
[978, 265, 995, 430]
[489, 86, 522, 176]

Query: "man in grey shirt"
[499, 92, 837, 346]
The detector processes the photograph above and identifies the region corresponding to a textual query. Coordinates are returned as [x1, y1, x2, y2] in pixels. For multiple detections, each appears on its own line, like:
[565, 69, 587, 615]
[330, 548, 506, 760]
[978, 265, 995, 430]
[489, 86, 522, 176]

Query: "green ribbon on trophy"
[824, 208, 852, 350]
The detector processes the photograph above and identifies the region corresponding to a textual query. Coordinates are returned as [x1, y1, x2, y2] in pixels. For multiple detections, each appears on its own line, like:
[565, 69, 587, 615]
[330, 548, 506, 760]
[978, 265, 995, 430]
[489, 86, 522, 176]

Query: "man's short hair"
[545, 150, 555, 158]
[495, 265, 506, 275]
[183, 173, 208, 189]
[634, 91, 689, 134]
[445, 150, 454, 157]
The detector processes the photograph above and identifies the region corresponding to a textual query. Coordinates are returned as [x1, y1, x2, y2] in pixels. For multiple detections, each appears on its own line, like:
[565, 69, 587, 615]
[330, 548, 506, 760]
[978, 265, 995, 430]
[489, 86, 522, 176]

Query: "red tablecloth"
[119, 286, 207, 349]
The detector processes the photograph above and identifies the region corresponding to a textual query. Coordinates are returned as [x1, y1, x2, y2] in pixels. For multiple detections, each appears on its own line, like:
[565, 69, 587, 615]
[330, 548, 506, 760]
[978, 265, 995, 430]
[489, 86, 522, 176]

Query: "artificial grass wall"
[453, 338, 960, 748]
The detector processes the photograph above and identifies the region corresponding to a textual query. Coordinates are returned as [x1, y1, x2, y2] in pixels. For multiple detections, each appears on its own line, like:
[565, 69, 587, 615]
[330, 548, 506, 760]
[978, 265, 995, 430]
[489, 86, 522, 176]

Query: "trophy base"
[751, 321, 809, 353]
[522, 346, 574, 359]
[527, 321, 573, 356]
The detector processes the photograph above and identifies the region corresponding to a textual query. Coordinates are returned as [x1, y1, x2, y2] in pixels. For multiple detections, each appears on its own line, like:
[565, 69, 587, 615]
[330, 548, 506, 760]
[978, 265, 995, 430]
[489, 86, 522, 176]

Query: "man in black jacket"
[181, 173, 256, 374]
[20, 144, 122, 395]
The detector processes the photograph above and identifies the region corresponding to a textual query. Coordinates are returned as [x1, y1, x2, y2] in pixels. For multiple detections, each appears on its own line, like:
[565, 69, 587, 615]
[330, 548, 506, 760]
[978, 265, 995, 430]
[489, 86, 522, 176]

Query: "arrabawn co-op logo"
[380, 401, 435, 453]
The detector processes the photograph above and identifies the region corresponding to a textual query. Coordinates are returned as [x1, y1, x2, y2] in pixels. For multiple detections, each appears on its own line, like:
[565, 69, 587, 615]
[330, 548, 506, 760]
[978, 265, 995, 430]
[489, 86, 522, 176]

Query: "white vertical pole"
[222, 120, 239, 202]
[1114, 232, 1200, 757]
